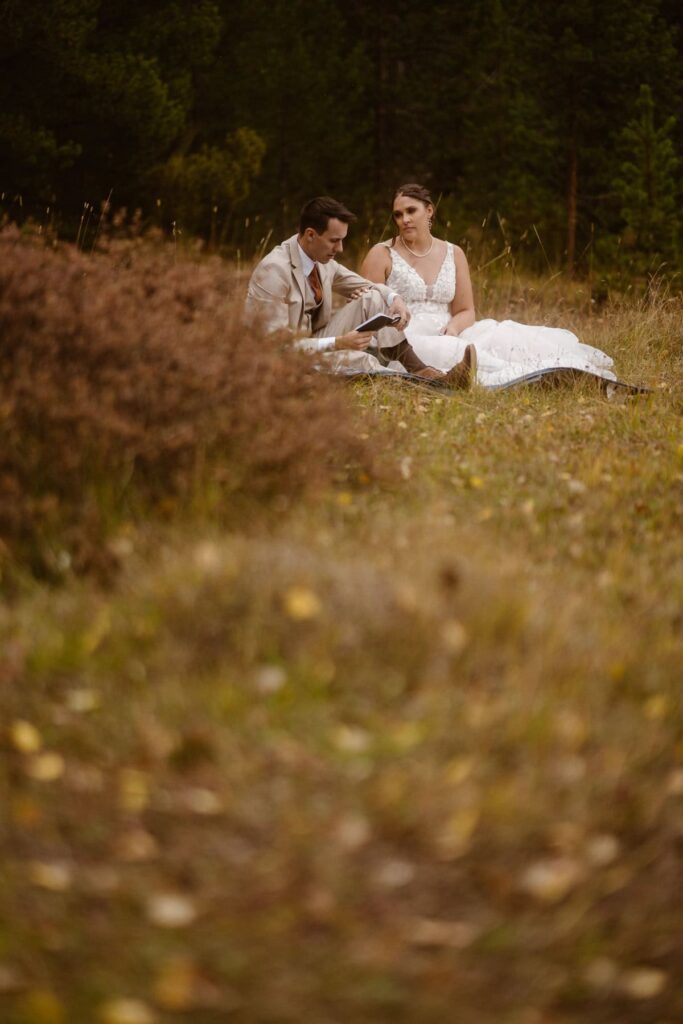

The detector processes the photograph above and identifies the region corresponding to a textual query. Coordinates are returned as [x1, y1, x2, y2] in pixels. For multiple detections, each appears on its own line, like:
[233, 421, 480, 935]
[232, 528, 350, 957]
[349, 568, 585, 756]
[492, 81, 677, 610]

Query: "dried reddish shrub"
[0, 227, 376, 577]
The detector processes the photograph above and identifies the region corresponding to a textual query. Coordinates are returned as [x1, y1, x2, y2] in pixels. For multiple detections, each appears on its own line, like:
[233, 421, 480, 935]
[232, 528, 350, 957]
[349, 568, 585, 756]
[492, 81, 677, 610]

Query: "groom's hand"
[334, 330, 374, 351]
[388, 297, 410, 330]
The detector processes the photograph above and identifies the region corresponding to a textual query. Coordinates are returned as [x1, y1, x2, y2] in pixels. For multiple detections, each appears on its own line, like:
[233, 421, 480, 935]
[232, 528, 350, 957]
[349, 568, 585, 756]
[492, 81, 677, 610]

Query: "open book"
[355, 312, 401, 333]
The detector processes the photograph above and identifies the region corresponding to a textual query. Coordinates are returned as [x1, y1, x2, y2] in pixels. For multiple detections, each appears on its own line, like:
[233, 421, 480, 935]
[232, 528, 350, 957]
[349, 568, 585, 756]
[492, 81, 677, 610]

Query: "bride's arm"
[360, 243, 392, 283]
[444, 245, 476, 336]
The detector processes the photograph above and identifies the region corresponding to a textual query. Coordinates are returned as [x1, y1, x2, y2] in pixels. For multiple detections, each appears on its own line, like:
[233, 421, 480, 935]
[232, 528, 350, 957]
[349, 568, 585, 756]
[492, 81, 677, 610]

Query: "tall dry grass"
[0, 227, 378, 581]
[0, 229, 681, 1023]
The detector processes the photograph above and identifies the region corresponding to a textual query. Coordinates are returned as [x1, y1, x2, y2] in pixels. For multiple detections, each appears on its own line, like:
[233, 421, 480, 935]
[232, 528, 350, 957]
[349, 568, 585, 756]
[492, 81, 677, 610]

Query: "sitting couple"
[247, 187, 616, 389]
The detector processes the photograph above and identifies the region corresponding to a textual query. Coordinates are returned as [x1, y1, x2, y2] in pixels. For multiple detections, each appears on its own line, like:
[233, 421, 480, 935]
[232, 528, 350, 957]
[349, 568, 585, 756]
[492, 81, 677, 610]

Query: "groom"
[246, 196, 476, 386]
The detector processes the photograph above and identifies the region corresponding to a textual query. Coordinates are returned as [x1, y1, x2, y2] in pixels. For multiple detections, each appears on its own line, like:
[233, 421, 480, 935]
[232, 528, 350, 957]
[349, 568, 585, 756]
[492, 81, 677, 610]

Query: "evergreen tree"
[156, 127, 265, 238]
[612, 84, 679, 258]
[200, 0, 369, 233]
[1, 0, 681, 264]
[0, 0, 224, 212]
[529, 0, 681, 270]
[455, 0, 561, 245]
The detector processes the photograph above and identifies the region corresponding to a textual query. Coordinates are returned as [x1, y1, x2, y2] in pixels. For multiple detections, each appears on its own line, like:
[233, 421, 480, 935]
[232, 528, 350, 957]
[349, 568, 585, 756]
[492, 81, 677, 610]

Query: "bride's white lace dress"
[386, 243, 616, 387]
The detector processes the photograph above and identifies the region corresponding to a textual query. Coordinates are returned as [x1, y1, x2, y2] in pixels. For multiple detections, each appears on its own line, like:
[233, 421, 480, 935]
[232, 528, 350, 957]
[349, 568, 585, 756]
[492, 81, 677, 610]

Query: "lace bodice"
[386, 243, 456, 324]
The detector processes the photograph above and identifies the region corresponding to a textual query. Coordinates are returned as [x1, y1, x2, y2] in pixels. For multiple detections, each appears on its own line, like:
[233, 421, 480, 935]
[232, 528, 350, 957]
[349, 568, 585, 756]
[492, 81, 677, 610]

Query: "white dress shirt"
[294, 242, 396, 354]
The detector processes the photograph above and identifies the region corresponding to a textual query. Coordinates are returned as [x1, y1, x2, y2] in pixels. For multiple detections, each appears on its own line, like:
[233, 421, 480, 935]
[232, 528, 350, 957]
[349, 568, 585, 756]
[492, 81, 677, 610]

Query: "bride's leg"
[407, 330, 468, 372]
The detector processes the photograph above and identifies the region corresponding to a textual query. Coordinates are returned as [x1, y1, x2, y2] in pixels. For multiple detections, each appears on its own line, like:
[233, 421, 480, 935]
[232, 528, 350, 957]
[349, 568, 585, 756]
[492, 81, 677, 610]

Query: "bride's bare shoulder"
[449, 242, 471, 267]
[449, 241, 468, 257]
[360, 241, 393, 281]
[366, 241, 393, 258]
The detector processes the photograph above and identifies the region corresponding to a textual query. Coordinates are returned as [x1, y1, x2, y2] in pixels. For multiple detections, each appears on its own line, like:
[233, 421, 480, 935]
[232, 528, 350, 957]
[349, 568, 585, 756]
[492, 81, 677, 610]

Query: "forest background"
[1, 0, 682, 277]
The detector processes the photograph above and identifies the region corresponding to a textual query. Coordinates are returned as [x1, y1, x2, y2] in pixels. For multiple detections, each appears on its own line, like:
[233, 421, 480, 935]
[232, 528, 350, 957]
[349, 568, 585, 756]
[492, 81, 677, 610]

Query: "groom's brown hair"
[299, 197, 356, 235]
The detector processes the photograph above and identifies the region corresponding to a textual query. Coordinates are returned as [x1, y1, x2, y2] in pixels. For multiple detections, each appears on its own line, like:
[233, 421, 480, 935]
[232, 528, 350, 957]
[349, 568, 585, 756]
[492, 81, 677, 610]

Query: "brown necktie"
[308, 264, 322, 305]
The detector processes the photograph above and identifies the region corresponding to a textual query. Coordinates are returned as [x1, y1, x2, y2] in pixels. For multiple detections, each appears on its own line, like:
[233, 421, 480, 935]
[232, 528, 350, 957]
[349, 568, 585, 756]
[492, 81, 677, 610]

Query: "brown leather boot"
[442, 344, 477, 390]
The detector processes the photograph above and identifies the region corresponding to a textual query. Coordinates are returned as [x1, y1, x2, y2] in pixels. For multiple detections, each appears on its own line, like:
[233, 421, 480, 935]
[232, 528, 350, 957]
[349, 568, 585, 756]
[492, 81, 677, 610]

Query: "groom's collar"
[296, 239, 317, 277]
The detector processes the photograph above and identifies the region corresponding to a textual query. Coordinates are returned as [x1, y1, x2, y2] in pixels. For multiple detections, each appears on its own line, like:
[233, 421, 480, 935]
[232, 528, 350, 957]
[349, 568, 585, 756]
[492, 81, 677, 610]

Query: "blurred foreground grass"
[1, 247, 682, 1023]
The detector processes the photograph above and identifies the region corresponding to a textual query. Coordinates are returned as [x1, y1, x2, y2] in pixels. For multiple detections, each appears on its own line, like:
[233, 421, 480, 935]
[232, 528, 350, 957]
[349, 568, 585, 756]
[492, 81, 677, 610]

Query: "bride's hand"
[388, 297, 411, 330]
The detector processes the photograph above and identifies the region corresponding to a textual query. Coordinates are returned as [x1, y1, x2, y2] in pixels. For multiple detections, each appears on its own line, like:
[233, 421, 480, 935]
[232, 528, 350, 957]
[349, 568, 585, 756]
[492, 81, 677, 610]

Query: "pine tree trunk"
[566, 142, 578, 276]
[373, 31, 386, 193]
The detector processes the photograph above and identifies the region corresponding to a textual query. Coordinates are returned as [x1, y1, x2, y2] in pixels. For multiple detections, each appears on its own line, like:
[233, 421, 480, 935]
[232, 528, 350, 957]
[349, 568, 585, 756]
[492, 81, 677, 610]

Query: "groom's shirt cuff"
[293, 336, 336, 353]
[386, 290, 397, 306]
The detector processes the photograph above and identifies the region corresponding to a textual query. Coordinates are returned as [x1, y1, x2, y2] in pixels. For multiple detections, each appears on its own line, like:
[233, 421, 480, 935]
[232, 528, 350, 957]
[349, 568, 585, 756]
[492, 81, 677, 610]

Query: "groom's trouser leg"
[315, 291, 413, 373]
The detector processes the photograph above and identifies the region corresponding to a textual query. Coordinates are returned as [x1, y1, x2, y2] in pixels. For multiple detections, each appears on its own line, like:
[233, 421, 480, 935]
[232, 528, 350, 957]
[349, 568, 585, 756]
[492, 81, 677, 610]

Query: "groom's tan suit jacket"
[246, 234, 393, 338]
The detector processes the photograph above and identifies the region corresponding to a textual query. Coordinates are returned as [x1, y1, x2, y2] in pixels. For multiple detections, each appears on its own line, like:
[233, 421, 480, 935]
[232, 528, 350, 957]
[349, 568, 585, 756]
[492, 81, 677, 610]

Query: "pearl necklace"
[400, 235, 434, 258]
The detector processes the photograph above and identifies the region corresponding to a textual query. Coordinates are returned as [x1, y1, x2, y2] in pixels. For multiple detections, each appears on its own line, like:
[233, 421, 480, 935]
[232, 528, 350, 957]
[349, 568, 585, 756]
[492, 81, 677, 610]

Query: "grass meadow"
[1, 227, 682, 1024]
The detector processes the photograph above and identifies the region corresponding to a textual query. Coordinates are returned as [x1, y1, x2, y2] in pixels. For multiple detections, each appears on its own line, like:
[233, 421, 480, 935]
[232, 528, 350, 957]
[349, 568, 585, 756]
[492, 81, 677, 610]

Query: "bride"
[361, 183, 616, 389]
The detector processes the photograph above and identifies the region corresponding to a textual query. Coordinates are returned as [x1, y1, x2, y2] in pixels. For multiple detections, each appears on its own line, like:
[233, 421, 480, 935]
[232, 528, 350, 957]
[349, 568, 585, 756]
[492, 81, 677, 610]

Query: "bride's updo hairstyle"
[394, 183, 435, 207]
[391, 183, 436, 244]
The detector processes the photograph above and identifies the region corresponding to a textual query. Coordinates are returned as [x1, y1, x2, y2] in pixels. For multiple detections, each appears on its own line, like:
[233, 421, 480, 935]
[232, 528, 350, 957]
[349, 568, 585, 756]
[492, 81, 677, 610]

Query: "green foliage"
[156, 128, 265, 235]
[82, 50, 185, 163]
[197, 0, 370, 224]
[1, 0, 682, 268]
[0, 0, 223, 206]
[612, 84, 680, 259]
[455, 1, 561, 244]
[0, 112, 80, 180]
[0, 0, 98, 191]
[472, 0, 683, 265]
